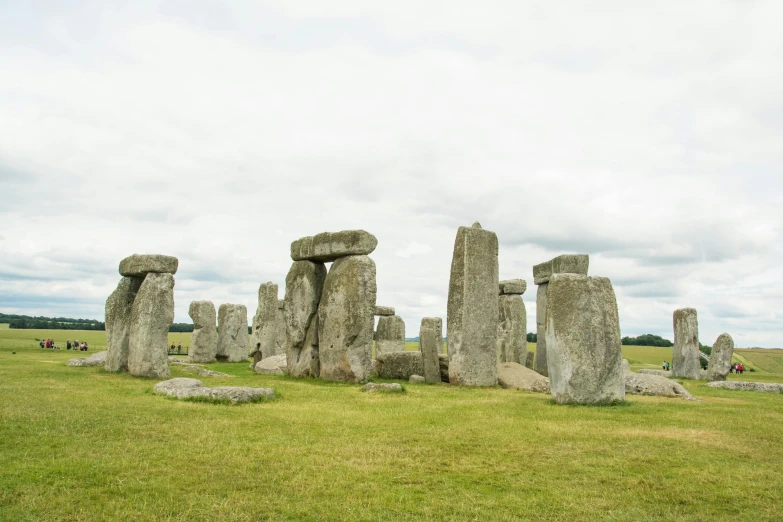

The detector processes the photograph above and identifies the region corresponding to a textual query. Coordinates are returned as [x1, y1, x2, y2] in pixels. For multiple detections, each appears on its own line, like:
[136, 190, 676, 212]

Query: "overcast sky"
[1, 1, 781, 347]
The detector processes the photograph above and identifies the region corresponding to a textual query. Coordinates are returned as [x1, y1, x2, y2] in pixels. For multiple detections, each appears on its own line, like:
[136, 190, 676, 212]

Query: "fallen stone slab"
[254, 353, 288, 375]
[153, 378, 275, 403]
[497, 362, 550, 393]
[707, 381, 782, 393]
[119, 254, 178, 277]
[499, 279, 527, 295]
[533, 254, 589, 285]
[625, 372, 696, 400]
[179, 365, 232, 378]
[374, 306, 395, 316]
[291, 230, 378, 262]
[362, 383, 403, 393]
[409, 375, 425, 383]
[67, 350, 108, 367]
[638, 369, 671, 377]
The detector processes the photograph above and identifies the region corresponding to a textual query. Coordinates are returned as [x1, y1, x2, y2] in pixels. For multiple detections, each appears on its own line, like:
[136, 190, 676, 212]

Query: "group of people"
[67, 339, 88, 351]
[661, 361, 671, 371]
[168, 342, 183, 353]
[39, 339, 59, 350]
[731, 363, 745, 374]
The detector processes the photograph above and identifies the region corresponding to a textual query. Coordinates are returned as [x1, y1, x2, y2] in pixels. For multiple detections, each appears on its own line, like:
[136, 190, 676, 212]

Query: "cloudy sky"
[1, 1, 781, 347]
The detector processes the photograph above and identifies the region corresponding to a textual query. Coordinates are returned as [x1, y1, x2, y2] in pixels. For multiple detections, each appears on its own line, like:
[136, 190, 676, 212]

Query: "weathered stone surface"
[409, 375, 425, 383]
[499, 279, 527, 295]
[420, 317, 443, 384]
[497, 362, 550, 393]
[254, 353, 288, 375]
[67, 350, 108, 367]
[178, 363, 231, 377]
[216, 304, 248, 363]
[525, 351, 535, 369]
[362, 382, 403, 393]
[284, 261, 327, 378]
[497, 295, 526, 365]
[535, 283, 549, 376]
[291, 230, 378, 262]
[153, 378, 205, 398]
[376, 315, 405, 356]
[625, 372, 696, 400]
[706, 333, 734, 382]
[318, 255, 377, 382]
[672, 308, 701, 379]
[447, 224, 499, 386]
[188, 300, 217, 363]
[375, 351, 423, 379]
[128, 273, 174, 378]
[153, 378, 275, 402]
[275, 300, 286, 356]
[707, 381, 782, 393]
[545, 274, 624, 404]
[638, 369, 672, 377]
[533, 254, 589, 285]
[105, 276, 143, 372]
[374, 306, 395, 316]
[119, 254, 178, 277]
[249, 283, 280, 366]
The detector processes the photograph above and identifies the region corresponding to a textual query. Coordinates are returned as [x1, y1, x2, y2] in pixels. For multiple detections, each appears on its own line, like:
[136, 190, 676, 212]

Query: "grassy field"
[2, 328, 783, 521]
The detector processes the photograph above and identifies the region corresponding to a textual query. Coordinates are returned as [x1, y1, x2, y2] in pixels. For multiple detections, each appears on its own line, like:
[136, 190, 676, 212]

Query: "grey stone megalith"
[284, 260, 327, 378]
[216, 304, 248, 363]
[447, 222, 499, 386]
[545, 273, 624, 405]
[188, 300, 217, 363]
[533, 254, 589, 377]
[105, 276, 144, 372]
[275, 300, 286, 356]
[420, 317, 443, 384]
[374, 306, 395, 316]
[318, 255, 377, 382]
[375, 315, 405, 357]
[119, 254, 179, 277]
[497, 279, 527, 364]
[128, 273, 175, 378]
[672, 308, 701, 379]
[249, 282, 280, 366]
[290, 230, 378, 262]
[706, 333, 735, 382]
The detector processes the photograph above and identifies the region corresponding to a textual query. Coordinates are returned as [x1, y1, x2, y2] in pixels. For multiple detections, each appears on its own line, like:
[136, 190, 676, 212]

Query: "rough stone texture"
[672, 308, 701, 379]
[535, 283, 549, 376]
[178, 364, 231, 377]
[188, 300, 217, 363]
[375, 351, 423, 379]
[275, 301, 286, 356]
[284, 261, 327, 378]
[499, 279, 527, 295]
[497, 362, 550, 393]
[375, 315, 405, 356]
[545, 274, 625, 404]
[497, 295, 526, 365]
[128, 273, 174, 378]
[119, 254, 178, 277]
[216, 304, 248, 363]
[447, 224, 499, 386]
[420, 317, 443, 384]
[706, 333, 734, 382]
[153, 378, 275, 402]
[318, 255, 377, 382]
[249, 283, 280, 366]
[254, 353, 288, 375]
[707, 381, 782, 393]
[362, 382, 403, 393]
[291, 230, 378, 262]
[409, 375, 425, 383]
[525, 351, 535, 369]
[625, 372, 696, 400]
[105, 276, 143, 372]
[533, 254, 589, 285]
[67, 350, 108, 367]
[638, 369, 672, 377]
[374, 306, 395, 316]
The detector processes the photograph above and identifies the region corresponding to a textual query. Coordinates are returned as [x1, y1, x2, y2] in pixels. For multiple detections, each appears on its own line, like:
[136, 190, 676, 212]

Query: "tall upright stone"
[318, 255, 377, 382]
[706, 333, 734, 382]
[672, 308, 701, 379]
[447, 222, 499, 386]
[545, 274, 624, 404]
[275, 300, 286, 357]
[105, 276, 144, 372]
[497, 280, 527, 364]
[249, 283, 280, 366]
[188, 300, 217, 363]
[420, 317, 443, 384]
[216, 304, 248, 363]
[128, 273, 174, 378]
[375, 315, 405, 357]
[285, 261, 327, 377]
[535, 284, 549, 376]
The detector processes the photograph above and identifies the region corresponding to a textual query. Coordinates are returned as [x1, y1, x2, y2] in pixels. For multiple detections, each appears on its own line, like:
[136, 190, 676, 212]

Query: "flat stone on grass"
[362, 383, 404, 393]
[153, 378, 275, 403]
[67, 350, 108, 367]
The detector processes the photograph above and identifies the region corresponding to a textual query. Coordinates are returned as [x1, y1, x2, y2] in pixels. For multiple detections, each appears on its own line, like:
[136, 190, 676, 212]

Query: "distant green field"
[0, 323, 9, 329]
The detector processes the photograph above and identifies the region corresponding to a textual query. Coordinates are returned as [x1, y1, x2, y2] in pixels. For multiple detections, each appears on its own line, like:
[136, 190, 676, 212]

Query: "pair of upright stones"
[187, 301, 249, 363]
[672, 308, 734, 381]
[105, 254, 177, 378]
[285, 230, 378, 382]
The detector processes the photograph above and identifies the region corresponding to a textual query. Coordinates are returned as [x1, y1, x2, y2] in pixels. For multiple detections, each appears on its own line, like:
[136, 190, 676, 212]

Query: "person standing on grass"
[39, 340, 44, 349]
[177, 342, 182, 353]
[67, 339, 71, 350]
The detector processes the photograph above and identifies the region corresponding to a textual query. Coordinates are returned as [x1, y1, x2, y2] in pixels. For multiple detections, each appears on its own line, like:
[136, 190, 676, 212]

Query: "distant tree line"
[170, 323, 195, 333]
[2, 313, 194, 333]
[527, 333, 537, 342]
[621, 334, 673, 347]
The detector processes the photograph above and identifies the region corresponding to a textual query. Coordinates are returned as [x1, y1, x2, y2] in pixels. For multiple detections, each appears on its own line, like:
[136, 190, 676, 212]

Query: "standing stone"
[375, 316, 405, 356]
[216, 304, 248, 363]
[275, 300, 286, 356]
[535, 283, 549, 376]
[105, 276, 144, 372]
[188, 301, 217, 363]
[285, 261, 327, 377]
[672, 308, 701, 379]
[318, 255, 377, 382]
[706, 333, 734, 382]
[420, 317, 443, 384]
[128, 273, 174, 378]
[525, 350, 535, 369]
[497, 294, 526, 364]
[545, 274, 624, 404]
[447, 223, 499, 386]
[249, 283, 280, 366]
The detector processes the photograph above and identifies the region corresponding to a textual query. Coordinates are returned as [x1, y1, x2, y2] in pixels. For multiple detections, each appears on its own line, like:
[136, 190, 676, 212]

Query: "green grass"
[2, 329, 783, 521]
